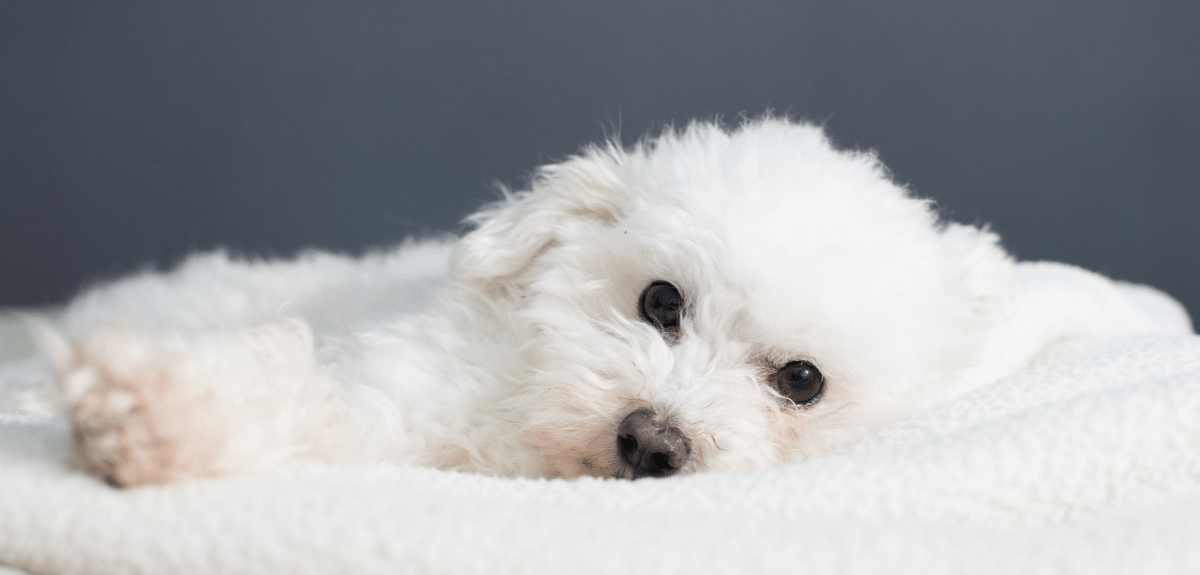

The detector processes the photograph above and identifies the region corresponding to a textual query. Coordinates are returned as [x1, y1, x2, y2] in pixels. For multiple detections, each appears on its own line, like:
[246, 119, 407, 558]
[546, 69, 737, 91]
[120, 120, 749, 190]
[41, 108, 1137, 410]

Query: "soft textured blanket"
[1, 331, 1199, 574]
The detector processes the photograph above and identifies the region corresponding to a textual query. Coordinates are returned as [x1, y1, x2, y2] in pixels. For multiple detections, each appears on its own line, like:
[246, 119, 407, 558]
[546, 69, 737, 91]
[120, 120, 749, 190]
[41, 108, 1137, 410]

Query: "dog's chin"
[536, 453, 617, 480]
[554, 453, 692, 480]
[577, 455, 633, 480]
[528, 426, 688, 480]
[531, 416, 714, 480]
[532, 440, 629, 480]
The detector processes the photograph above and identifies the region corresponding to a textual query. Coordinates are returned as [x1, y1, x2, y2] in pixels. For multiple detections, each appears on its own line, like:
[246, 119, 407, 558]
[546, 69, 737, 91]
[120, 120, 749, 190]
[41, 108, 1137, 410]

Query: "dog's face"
[452, 119, 1005, 478]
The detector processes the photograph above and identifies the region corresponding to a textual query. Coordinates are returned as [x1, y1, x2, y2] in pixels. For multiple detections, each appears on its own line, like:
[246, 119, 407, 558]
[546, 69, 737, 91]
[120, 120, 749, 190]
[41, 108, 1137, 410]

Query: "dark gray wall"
[3, 1, 1198, 319]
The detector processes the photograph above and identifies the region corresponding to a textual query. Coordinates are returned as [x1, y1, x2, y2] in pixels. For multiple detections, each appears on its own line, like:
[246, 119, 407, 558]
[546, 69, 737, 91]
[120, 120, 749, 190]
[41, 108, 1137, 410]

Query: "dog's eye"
[770, 361, 824, 406]
[639, 281, 684, 335]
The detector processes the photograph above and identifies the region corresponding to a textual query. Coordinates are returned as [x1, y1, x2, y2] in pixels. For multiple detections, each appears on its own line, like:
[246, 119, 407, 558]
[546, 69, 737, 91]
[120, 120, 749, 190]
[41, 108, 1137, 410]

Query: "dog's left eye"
[639, 281, 684, 337]
[770, 361, 825, 406]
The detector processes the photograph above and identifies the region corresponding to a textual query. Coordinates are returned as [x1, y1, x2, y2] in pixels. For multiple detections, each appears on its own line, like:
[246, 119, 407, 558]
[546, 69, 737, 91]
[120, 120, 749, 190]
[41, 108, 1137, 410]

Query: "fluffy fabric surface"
[2, 331, 1198, 574]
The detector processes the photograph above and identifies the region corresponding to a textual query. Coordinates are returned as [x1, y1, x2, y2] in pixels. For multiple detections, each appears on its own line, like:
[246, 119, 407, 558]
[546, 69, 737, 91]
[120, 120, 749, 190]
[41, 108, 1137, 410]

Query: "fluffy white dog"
[39, 117, 1190, 487]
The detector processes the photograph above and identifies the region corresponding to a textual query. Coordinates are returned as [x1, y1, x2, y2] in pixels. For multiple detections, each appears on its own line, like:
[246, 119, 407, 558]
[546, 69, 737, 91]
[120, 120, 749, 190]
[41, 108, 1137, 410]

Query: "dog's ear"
[450, 150, 629, 288]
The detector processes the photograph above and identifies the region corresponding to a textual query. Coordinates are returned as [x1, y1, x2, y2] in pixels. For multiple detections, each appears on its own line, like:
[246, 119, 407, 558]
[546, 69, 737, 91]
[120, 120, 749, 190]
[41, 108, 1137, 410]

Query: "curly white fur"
[44, 117, 1192, 486]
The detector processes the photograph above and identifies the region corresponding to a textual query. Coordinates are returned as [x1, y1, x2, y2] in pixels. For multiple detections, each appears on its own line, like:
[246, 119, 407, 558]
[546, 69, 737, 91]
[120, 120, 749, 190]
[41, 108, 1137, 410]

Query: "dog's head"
[451, 118, 1010, 478]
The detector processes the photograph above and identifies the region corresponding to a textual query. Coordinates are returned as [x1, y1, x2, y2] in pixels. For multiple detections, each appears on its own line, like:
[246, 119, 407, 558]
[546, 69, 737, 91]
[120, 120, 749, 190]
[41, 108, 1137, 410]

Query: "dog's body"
[38, 118, 1192, 486]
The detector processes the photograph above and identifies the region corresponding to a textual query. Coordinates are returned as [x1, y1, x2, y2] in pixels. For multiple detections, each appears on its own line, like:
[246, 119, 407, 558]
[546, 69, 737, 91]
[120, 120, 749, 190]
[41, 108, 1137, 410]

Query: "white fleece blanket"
[1, 331, 1198, 574]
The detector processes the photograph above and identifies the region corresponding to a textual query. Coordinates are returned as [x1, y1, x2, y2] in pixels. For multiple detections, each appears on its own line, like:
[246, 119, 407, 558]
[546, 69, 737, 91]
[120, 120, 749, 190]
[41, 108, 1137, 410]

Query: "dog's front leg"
[56, 320, 354, 487]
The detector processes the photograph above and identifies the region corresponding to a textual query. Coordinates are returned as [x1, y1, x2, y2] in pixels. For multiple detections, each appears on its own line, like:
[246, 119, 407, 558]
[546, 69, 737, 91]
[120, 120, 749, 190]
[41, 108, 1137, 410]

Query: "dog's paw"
[58, 322, 354, 487]
[62, 327, 223, 487]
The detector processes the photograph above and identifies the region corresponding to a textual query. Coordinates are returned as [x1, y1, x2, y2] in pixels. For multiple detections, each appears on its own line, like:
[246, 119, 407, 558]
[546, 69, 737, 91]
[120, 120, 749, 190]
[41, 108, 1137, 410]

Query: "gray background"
[2, 1, 1197, 319]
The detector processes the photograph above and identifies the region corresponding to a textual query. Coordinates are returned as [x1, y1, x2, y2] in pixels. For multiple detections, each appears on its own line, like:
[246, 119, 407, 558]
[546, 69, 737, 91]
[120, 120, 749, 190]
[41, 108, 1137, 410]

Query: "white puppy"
[43, 117, 1190, 487]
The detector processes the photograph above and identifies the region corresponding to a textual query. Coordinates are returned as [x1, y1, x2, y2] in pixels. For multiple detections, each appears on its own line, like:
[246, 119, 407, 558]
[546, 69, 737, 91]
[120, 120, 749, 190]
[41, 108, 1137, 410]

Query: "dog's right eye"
[769, 360, 825, 407]
[639, 281, 683, 336]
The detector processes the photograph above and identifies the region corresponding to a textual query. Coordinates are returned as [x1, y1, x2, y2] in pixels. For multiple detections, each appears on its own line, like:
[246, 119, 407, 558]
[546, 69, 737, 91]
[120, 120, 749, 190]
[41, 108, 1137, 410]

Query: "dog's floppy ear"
[450, 149, 629, 288]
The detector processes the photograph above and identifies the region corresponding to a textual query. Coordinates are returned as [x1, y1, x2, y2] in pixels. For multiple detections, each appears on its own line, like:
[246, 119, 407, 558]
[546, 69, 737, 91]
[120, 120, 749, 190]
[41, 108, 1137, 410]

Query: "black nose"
[616, 408, 691, 478]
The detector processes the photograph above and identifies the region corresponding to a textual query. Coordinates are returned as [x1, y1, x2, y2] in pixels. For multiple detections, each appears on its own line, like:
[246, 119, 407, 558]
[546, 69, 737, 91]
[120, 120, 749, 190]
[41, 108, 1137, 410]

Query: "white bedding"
[1, 331, 1198, 574]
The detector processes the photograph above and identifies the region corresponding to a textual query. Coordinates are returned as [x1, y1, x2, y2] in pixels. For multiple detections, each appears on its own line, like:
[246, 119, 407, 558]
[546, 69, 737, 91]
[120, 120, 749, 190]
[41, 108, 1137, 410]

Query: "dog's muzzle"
[616, 407, 691, 478]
